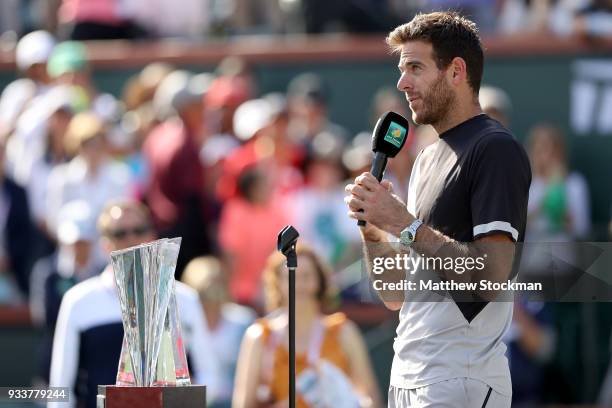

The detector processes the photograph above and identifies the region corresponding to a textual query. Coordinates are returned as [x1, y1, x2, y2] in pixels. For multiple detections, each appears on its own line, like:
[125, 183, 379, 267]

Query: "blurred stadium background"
[1, 0, 612, 407]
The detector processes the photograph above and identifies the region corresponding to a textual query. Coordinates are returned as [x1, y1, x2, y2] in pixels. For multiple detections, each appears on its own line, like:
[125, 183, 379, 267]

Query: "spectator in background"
[0, 262, 22, 305]
[49, 199, 220, 408]
[5, 86, 76, 277]
[504, 299, 557, 407]
[479, 85, 513, 127]
[205, 67, 252, 143]
[122, 63, 174, 113]
[222, 0, 285, 35]
[0, 30, 55, 137]
[12, 88, 73, 234]
[289, 131, 358, 265]
[521, 118, 591, 357]
[0, 78, 36, 142]
[233, 244, 382, 408]
[0, 0, 20, 37]
[181, 256, 256, 408]
[126, 0, 210, 39]
[301, 0, 398, 34]
[0, 134, 34, 297]
[496, 0, 612, 37]
[287, 73, 348, 165]
[418, 0, 498, 33]
[55, 0, 148, 40]
[46, 112, 132, 246]
[29, 200, 102, 387]
[219, 163, 289, 308]
[342, 131, 372, 180]
[217, 97, 301, 307]
[574, 0, 612, 37]
[118, 63, 173, 193]
[526, 123, 591, 241]
[498, 0, 568, 35]
[218, 94, 303, 202]
[7, 39, 119, 183]
[144, 70, 217, 276]
[14, 30, 55, 89]
[370, 86, 412, 130]
[215, 56, 257, 97]
[6, 85, 75, 183]
[46, 41, 118, 118]
[200, 68, 251, 193]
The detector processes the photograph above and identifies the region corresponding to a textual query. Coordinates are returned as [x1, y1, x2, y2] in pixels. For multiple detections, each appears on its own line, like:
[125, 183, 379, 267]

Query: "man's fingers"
[344, 195, 365, 211]
[381, 179, 394, 192]
[355, 172, 379, 191]
[345, 183, 371, 199]
[348, 210, 367, 221]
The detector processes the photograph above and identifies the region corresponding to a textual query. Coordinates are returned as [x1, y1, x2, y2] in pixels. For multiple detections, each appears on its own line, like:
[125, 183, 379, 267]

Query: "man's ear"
[450, 57, 468, 86]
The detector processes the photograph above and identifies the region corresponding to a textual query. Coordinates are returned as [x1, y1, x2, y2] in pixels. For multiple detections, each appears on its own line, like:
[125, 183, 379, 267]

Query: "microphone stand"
[277, 226, 299, 408]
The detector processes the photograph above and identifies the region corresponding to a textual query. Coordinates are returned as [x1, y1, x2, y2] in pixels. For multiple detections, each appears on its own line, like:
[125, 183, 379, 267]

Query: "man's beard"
[411, 73, 456, 126]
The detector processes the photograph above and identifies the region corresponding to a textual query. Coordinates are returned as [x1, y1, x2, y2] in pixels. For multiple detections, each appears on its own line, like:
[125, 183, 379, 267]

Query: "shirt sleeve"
[48, 293, 80, 408]
[469, 133, 531, 242]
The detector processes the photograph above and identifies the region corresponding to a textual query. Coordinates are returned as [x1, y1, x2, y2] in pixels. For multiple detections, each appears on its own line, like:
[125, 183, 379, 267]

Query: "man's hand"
[345, 172, 413, 238]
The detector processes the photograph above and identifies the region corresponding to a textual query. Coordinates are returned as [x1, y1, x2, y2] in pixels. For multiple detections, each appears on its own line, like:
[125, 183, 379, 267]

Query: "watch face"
[401, 230, 413, 245]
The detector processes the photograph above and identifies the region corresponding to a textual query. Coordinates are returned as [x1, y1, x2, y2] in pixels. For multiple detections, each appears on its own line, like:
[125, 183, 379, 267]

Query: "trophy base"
[97, 385, 206, 408]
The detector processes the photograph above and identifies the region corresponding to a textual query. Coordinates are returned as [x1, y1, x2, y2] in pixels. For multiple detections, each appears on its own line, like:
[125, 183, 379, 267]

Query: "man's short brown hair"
[386, 11, 484, 94]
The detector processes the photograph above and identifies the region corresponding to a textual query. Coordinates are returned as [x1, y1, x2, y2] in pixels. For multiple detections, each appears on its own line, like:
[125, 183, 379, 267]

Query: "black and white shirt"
[391, 114, 531, 396]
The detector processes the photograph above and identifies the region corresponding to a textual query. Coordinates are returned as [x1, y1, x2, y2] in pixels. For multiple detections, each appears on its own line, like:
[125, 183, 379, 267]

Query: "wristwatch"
[400, 219, 423, 247]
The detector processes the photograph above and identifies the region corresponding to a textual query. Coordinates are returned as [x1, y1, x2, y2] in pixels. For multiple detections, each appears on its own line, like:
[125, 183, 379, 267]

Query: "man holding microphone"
[345, 11, 531, 408]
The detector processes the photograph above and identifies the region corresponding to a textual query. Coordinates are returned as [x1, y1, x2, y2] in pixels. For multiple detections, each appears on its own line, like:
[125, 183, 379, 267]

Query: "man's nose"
[397, 72, 413, 92]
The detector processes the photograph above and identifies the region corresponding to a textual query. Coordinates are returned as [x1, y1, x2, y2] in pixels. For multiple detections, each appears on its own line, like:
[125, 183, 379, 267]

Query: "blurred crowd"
[0, 29, 409, 408]
[0, 23, 611, 407]
[2, 0, 612, 42]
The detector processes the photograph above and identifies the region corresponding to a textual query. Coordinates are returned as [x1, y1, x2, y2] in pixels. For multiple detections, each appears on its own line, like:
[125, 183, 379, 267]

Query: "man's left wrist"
[391, 211, 415, 238]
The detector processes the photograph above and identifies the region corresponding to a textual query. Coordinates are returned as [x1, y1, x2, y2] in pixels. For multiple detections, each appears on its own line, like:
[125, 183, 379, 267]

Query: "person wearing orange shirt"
[233, 245, 382, 408]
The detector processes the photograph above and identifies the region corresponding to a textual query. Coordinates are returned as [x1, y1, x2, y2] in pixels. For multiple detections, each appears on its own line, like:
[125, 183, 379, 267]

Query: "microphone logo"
[384, 120, 407, 148]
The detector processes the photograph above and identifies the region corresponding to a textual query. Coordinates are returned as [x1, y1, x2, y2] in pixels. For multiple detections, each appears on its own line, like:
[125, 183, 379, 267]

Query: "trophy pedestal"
[97, 385, 206, 408]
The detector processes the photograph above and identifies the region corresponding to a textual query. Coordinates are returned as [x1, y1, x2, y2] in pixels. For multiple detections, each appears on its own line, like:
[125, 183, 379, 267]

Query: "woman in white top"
[46, 112, 132, 239]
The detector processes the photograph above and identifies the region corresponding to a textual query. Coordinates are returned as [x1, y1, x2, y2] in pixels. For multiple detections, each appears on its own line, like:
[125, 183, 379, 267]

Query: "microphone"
[277, 225, 299, 408]
[357, 111, 410, 226]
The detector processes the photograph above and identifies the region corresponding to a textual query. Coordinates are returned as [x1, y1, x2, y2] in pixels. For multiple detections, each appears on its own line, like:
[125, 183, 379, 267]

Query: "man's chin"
[411, 111, 429, 126]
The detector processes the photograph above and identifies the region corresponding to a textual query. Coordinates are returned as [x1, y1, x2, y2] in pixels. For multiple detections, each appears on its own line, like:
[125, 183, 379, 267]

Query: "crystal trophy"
[110, 237, 191, 386]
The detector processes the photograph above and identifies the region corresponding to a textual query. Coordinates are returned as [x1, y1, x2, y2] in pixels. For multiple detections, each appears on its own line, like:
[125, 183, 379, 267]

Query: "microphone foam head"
[372, 111, 410, 157]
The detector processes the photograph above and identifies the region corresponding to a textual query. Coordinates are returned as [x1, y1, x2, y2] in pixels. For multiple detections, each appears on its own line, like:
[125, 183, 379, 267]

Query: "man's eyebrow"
[398, 59, 425, 70]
